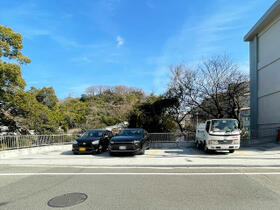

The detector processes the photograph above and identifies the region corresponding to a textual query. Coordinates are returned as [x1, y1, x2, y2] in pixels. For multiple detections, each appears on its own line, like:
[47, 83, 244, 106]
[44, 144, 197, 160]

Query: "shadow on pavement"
[60, 150, 137, 158]
[0, 202, 10, 207]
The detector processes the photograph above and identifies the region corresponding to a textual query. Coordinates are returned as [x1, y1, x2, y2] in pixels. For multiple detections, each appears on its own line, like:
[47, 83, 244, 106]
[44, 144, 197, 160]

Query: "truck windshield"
[211, 120, 238, 132]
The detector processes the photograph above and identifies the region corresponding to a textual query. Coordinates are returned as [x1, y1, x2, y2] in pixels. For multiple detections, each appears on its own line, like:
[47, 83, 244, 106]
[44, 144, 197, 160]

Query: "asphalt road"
[2, 143, 280, 209]
[1, 166, 280, 210]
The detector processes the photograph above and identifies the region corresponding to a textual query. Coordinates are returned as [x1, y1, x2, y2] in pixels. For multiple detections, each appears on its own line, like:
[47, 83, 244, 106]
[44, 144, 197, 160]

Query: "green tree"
[128, 96, 177, 132]
[0, 25, 31, 130]
[31, 86, 58, 109]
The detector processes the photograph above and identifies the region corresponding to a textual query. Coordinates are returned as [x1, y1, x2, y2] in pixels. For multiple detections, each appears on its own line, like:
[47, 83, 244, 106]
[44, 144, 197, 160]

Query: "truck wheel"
[203, 143, 209, 153]
[229, 150, 235, 153]
[196, 141, 201, 149]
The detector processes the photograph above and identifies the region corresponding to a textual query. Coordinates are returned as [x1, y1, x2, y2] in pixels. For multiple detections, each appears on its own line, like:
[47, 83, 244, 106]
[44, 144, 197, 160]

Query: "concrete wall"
[255, 18, 280, 139]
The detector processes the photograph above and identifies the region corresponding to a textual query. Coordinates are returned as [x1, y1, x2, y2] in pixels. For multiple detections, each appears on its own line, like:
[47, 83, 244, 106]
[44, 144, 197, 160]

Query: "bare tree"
[85, 85, 145, 96]
[167, 55, 249, 126]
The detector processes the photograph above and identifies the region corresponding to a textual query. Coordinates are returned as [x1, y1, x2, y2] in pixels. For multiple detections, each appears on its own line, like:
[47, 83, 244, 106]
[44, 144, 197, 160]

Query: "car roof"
[210, 119, 237, 121]
[122, 128, 143, 130]
[87, 129, 107, 132]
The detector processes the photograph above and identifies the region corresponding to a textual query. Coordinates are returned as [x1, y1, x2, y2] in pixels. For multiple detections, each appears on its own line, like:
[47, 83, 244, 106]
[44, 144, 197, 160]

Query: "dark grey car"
[108, 128, 150, 155]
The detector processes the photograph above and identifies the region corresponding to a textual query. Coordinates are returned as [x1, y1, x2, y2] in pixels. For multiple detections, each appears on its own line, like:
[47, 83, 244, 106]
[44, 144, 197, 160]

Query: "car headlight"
[73, 140, 78, 144]
[209, 140, 218, 145]
[134, 140, 141, 144]
[110, 141, 114, 144]
[92, 140, 99, 145]
[233, 140, 240, 145]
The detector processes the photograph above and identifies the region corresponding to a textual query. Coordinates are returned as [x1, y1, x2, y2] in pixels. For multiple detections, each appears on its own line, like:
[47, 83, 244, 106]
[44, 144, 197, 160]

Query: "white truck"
[195, 119, 240, 153]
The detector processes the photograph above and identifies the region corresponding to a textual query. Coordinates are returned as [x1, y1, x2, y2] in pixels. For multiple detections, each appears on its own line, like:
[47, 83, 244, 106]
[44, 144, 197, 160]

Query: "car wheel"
[97, 145, 103, 154]
[73, 151, 79, 155]
[109, 151, 114, 156]
[229, 149, 235, 153]
[138, 148, 145, 155]
[102, 146, 107, 152]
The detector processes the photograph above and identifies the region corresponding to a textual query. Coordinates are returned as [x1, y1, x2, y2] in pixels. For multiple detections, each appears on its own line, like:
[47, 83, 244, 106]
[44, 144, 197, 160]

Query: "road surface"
[1, 143, 280, 209]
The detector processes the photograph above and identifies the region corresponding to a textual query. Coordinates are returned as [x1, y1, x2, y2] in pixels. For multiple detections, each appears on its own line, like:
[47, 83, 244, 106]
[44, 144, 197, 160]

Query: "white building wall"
[258, 18, 280, 69]
[258, 60, 280, 98]
[257, 18, 280, 136]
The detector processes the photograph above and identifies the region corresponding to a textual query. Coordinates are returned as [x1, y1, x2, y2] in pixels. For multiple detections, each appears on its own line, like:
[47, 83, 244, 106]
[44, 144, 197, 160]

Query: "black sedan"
[72, 129, 113, 155]
[108, 128, 150, 155]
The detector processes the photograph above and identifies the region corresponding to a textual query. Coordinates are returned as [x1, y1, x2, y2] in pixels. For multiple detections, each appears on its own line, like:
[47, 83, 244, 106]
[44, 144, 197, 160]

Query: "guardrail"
[0, 134, 77, 151]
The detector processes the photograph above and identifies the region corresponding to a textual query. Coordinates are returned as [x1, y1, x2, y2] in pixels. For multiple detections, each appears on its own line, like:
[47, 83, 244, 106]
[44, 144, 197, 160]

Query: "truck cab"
[195, 119, 240, 153]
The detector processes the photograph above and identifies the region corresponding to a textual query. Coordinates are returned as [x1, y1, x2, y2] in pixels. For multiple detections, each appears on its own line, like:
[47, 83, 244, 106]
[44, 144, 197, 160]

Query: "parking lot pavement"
[1, 142, 280, 168]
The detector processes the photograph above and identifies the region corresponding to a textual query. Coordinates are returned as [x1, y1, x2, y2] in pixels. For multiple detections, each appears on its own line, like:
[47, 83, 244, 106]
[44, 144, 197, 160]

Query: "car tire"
[102, 146, 107, 152]
[229, 149, 235, 153]
[138, 148, 145, 155]
[73, 151, 79, 155]
[109, 151, 114, 156]
[146, 142, 151, 150]
[97, 145, 103, 154]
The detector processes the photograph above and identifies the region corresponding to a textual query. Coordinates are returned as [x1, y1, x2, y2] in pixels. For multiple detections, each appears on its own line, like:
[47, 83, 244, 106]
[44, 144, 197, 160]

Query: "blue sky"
[0, 0, 276, 98]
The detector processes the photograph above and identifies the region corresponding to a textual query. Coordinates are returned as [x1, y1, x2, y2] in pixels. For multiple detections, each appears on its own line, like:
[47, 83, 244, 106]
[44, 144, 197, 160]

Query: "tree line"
[0, 25, 249, 134]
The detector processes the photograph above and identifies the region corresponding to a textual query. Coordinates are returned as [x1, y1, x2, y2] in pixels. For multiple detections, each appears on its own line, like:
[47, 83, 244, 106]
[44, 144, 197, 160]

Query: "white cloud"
[116, 36, 124, 47]
[150, 2, 257, 94]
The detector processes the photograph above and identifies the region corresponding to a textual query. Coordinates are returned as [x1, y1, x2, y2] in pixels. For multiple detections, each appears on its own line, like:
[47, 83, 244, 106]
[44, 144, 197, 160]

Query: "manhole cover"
[48, 193, 87, 208]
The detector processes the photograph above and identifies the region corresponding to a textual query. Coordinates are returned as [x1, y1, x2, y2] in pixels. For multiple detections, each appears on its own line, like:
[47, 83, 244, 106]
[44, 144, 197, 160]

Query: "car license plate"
[119, 146, 126, 150]
[79, 147, 86, 152]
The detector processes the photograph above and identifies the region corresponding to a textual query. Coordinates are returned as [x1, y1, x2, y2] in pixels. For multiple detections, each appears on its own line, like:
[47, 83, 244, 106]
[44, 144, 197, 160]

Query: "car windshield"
[118, 129, 143, 136]
[82, 130, 104, 137]
[211, 120, 238, 132]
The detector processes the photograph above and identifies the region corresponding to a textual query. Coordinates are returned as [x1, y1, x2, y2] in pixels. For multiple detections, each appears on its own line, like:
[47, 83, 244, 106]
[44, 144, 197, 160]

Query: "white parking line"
[8, 165, 280, 169]
[1, 172, 280, 176]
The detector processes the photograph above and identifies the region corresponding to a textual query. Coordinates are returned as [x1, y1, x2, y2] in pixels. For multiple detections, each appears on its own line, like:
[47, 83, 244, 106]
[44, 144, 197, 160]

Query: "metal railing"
[0, 132, 196, 151]
[0, 134, 77, 151]
[149, 132, 195, 143]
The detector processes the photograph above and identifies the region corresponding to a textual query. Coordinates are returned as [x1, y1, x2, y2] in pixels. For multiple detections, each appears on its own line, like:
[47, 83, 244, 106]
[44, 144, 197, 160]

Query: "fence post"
[16, 136, 19, 149]
[37, 136, 40, 147]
